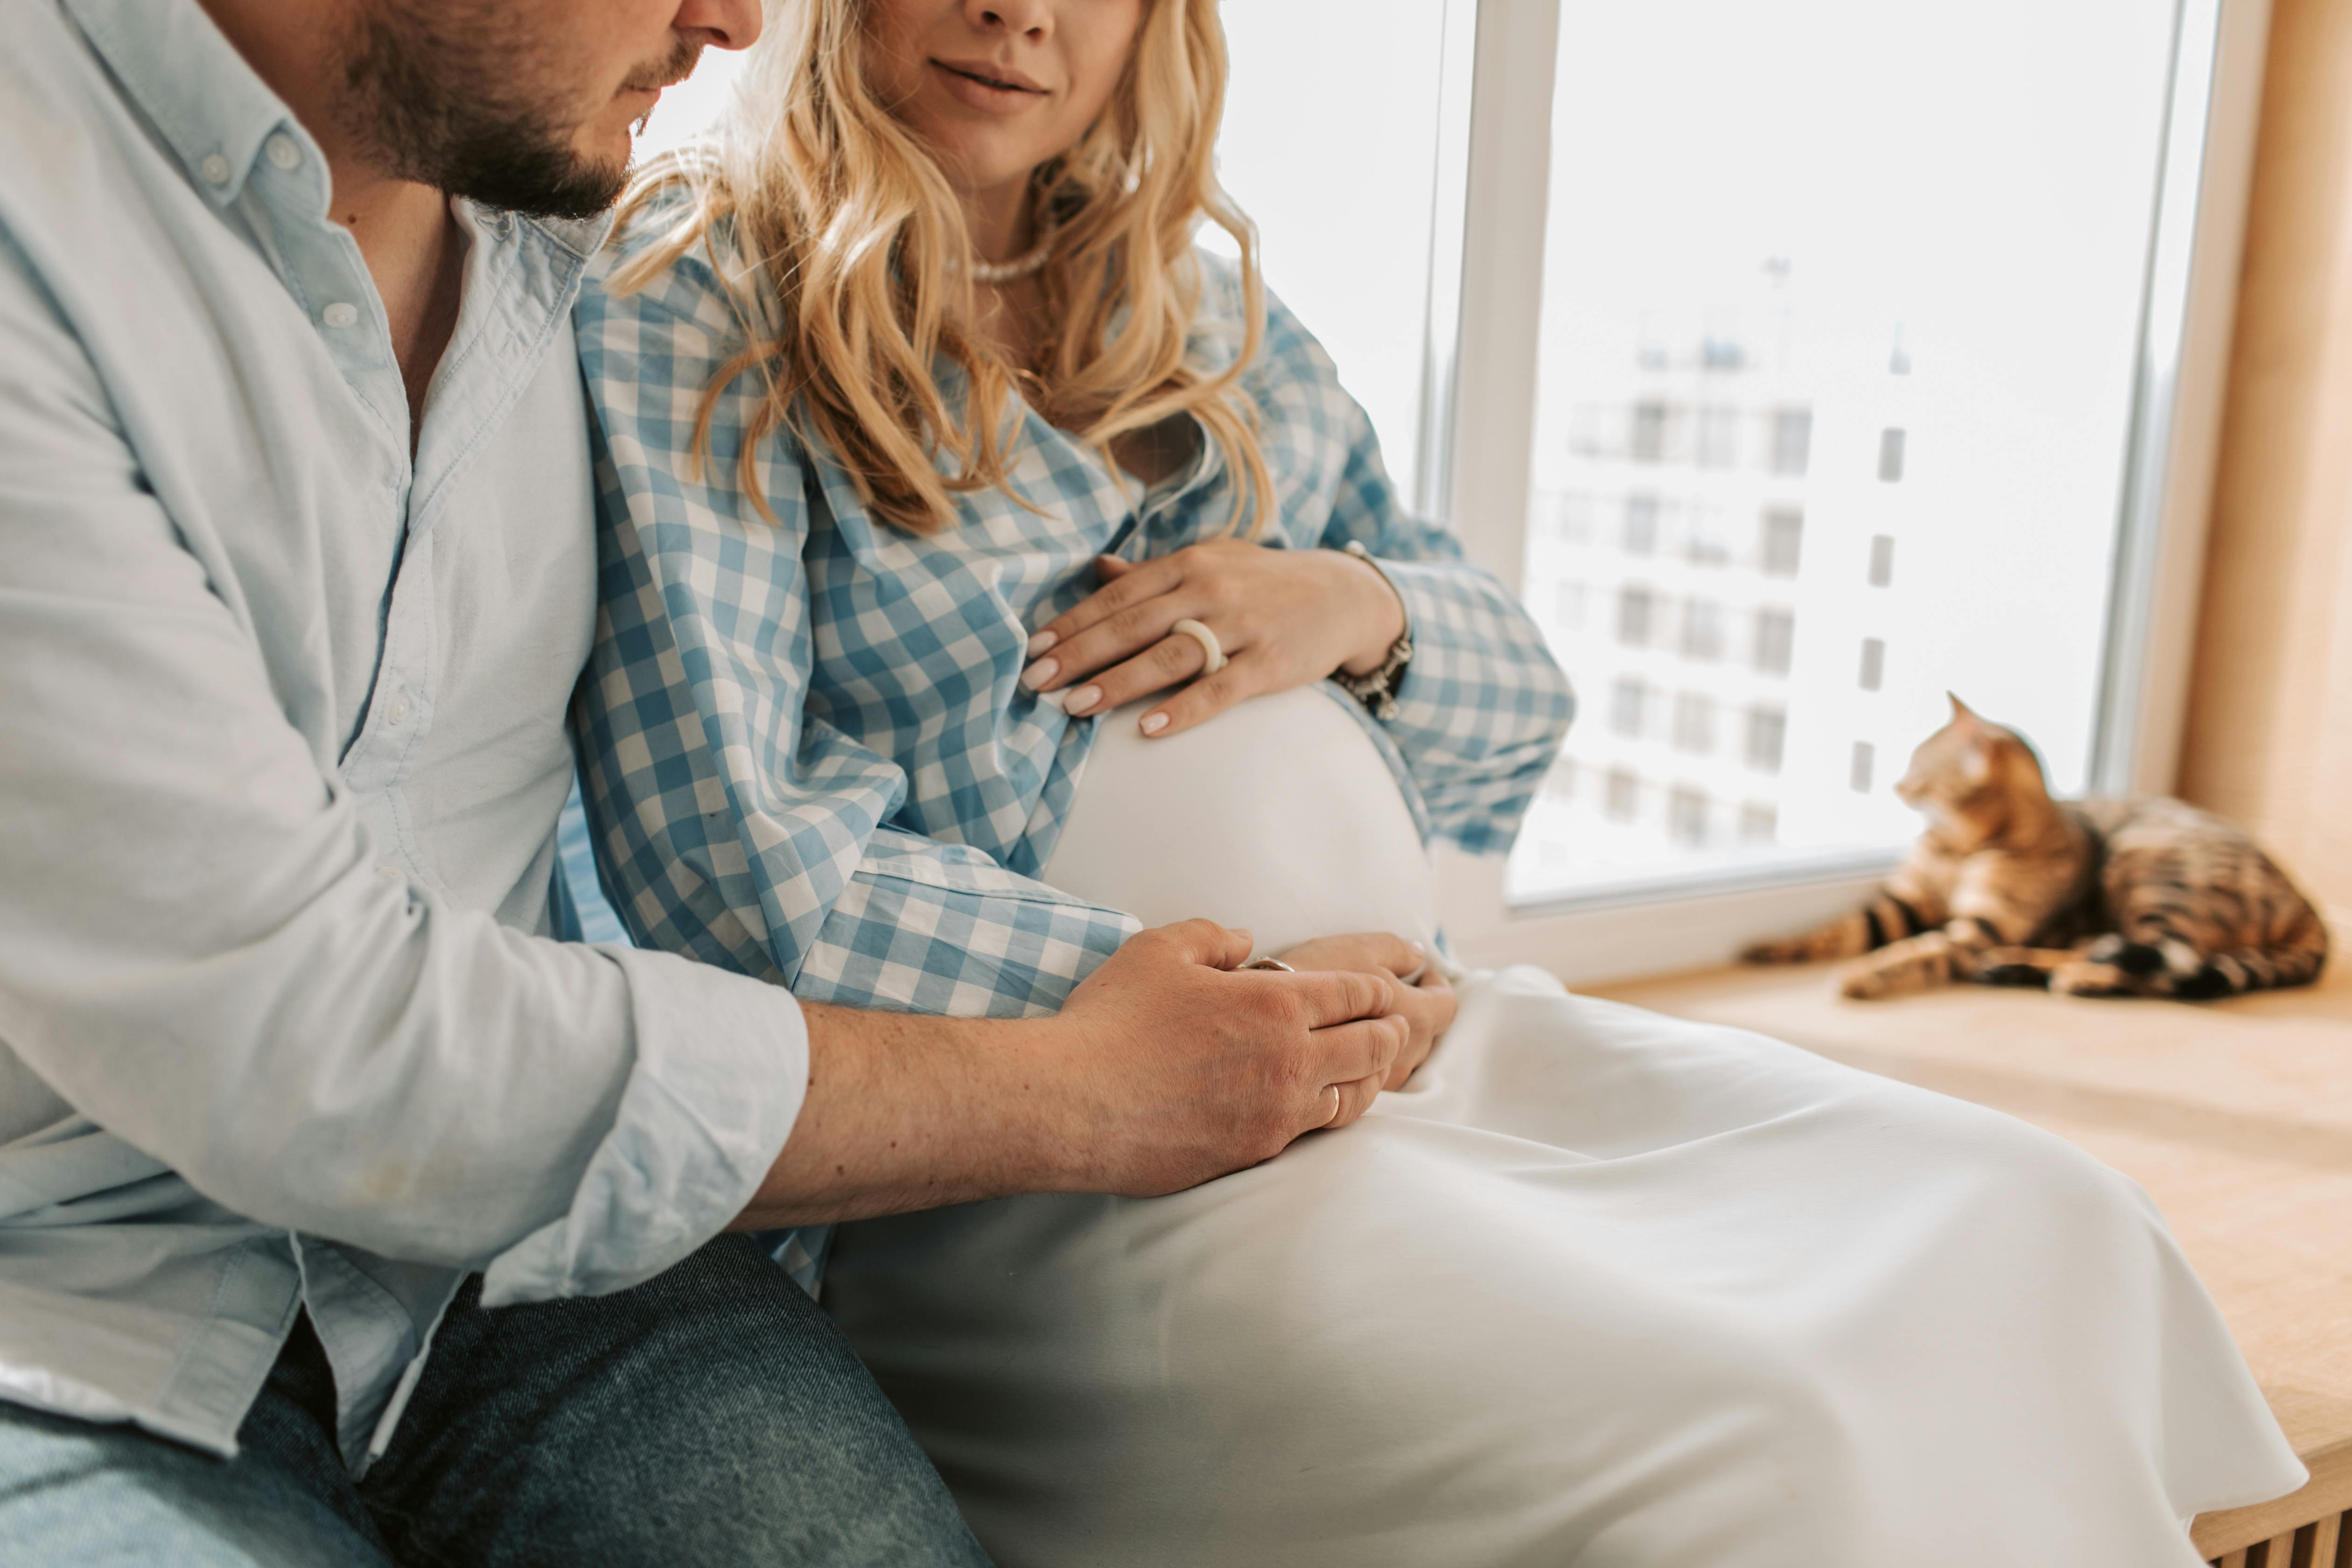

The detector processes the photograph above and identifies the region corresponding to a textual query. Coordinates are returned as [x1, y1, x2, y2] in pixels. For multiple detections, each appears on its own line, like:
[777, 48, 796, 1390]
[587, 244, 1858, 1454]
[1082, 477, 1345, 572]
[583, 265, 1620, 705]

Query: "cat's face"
[1894, 697, 2049, 850]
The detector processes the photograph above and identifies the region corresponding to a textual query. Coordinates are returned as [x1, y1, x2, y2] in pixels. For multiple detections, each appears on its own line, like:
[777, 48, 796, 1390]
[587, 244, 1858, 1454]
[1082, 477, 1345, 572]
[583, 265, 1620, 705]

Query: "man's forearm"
[728, 1003, 1080, 1229]
[728, 922, 1410, 1231]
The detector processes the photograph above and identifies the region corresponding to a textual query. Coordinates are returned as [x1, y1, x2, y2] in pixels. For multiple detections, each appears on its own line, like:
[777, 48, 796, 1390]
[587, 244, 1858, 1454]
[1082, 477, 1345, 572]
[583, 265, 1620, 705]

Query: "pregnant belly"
[1038, 684, 1435, 955]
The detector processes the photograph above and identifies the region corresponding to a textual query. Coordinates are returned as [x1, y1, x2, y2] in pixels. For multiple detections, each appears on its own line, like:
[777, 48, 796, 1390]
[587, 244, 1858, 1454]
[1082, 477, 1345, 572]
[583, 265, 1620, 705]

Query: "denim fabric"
[0, 1237, 989, 1568]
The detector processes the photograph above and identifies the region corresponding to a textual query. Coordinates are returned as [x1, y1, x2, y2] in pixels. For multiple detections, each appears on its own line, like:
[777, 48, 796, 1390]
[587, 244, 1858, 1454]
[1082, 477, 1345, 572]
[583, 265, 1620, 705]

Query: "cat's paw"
[2049, 960, 2138, 997]
[1840, 964, 1903, 1000]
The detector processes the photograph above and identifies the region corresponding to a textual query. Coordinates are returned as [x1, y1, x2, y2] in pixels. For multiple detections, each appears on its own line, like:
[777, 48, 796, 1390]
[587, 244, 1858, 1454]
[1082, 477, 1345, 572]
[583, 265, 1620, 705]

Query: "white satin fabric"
[825, 687, 2301, 1567]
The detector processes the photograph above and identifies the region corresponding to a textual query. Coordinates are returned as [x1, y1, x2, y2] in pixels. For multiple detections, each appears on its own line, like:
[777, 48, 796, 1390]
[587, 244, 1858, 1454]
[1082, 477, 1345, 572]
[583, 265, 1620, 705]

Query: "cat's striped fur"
[1741, 697, 2328, 1001]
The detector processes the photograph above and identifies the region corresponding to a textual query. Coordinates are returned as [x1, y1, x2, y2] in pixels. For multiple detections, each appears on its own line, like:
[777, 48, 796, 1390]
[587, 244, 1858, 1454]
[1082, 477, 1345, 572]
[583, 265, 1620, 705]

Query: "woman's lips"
[931, 59, 1049, 114]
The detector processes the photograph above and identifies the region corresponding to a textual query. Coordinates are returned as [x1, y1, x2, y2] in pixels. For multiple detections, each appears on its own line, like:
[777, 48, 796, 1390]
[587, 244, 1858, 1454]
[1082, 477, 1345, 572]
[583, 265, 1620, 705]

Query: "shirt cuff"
[478, 947, 807, 1305]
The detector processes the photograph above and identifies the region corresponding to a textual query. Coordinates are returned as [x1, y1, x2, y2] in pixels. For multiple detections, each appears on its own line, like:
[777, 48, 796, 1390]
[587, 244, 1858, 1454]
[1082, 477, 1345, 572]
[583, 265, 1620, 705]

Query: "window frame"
[1422, 0, 2274, 987]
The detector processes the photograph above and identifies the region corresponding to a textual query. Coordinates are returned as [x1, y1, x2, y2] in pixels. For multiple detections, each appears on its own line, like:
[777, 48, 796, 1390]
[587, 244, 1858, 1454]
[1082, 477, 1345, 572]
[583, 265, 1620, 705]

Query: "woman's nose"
[969, 0, 1053, 39]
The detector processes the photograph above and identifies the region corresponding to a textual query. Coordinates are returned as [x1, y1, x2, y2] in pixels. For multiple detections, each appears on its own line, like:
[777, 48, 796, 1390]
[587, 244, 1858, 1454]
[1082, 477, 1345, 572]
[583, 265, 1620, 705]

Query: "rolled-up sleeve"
[0, 228, 804, 1302]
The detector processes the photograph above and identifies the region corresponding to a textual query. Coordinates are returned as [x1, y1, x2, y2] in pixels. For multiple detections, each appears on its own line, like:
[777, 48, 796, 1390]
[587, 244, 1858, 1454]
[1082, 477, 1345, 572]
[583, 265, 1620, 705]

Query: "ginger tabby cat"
[1743, 696, 2329, 1001]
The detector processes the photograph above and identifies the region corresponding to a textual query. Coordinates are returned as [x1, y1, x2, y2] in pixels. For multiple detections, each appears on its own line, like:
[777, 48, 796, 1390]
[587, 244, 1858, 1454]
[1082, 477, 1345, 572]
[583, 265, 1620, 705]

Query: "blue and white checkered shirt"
[571, 212, 1574, 1282]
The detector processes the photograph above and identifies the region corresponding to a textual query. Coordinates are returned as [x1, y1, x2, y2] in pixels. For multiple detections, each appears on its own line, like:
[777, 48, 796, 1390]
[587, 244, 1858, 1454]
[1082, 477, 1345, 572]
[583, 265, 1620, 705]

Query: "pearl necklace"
[965, 229, 1055, 284]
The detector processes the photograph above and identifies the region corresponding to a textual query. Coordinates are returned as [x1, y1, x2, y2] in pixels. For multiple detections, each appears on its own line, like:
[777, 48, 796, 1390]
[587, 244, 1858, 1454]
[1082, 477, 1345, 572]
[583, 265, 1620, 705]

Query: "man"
[0, 1, 1413, 1561]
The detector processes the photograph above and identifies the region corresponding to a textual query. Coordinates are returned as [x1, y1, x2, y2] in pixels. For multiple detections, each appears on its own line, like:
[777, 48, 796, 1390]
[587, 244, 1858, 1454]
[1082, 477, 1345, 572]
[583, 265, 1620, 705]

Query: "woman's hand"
[1274, 932, 1455, 1091]
[1020, 539, 1405, 738]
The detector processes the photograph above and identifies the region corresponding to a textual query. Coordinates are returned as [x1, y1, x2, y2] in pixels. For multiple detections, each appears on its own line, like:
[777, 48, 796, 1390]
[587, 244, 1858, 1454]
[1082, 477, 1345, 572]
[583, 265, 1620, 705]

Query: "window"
[1671, 692, 1715, 753]
[1744, 706, 1786, 772]
[1760, 508, 1804, 576]
[1682, 505, 1732, 566]
[1770, 408, 1813, 476]
[1630, 401, 1671, 463]
[1616, 585, 1656, 646]
[1605, 767, 1641, 821]
[1850, 742, 1876, 794]
[1740, 803, 1779, 842]
[1554, 580, 1588, 630]
[1621, 493, 1660, 554]
[1609, 678, 1649, 737]
[1668, 786, 1710, 845]
[1868, 534, 1896, 588]
[1751, 608, 1795, 676]
[1695, 406, 1738, 469]
[1859, 637, 1886, 691]
[1556, 491, 1595, 544]
[1679, 598, 1724, 661]
[1878, 427, 1908, 483]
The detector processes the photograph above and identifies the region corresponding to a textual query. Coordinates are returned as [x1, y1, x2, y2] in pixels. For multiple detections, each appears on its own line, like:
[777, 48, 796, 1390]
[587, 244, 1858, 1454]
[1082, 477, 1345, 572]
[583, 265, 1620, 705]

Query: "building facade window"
[1621, 493, 1660, 554]
[1695, 405, 1738, 469]
[1679, 598, 1724, 661]
[1617, 584, 1656, 646]
[1668, 785, 1710, 844]
[1553, 580, 1587, 630]
[1761, 507, 1804, 576]
[1740, 802, 1779, 841]
[1631, 400, 1671, 462]
[1556, 490, 1594, 543]
[1859, 637, 1886, 691]
[1751, 607, 1795, 675]
[1868, 533, 1896, 587]
[1850, 741, 1876, 793]
[1878, 427, 1907, 483]
[1770, 407, 1812, 476]
[1744, 705, 1786, 772]
[1672, 691, 1716, 753]
[1610, 677, 1649, 737]
[1605, 767, 1641, 821]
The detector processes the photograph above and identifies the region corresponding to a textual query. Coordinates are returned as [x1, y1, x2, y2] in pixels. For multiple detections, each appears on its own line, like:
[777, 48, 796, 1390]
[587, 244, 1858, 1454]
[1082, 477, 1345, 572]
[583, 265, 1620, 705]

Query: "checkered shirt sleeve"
[1246, 288, 1577, 856]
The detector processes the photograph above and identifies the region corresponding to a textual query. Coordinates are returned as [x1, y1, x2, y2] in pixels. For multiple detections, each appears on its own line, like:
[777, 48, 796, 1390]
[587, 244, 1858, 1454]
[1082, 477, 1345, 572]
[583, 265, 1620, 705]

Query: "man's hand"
[1276, 932, 1456, 1090]
[731, 920, 1408, 1228]
[1040, 920, 1409, 1195]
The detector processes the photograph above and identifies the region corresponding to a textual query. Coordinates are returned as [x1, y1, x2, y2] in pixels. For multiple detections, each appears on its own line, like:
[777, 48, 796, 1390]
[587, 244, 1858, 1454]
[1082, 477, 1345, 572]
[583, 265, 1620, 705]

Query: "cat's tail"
[1740, 888, 1931, 965]
[2062, 912, 2329, 999]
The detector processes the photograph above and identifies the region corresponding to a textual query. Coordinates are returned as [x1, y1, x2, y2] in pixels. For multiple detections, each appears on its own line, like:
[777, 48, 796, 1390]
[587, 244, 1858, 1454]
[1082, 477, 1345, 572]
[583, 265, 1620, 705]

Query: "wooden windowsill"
[1589, 930, 2352, 1560]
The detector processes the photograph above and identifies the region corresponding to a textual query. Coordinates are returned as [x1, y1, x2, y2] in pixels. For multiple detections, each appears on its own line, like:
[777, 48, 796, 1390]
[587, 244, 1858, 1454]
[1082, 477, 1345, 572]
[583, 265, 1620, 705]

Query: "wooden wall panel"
[2180, 0, 2352, 910]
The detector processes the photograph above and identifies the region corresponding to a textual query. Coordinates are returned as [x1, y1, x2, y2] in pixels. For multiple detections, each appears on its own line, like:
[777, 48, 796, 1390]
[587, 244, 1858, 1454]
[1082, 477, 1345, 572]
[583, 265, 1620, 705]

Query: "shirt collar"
[64, 0, 296, 207]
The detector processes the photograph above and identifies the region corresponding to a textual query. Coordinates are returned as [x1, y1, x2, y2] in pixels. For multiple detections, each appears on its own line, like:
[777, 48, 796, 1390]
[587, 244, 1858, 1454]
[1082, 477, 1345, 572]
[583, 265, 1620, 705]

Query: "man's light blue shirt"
[0, 0, 808, 1468]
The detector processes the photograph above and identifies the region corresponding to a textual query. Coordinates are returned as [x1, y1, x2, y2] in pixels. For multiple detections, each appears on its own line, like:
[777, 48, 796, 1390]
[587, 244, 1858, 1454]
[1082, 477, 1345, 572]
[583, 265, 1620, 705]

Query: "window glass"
[1509, 0, 2178, 898]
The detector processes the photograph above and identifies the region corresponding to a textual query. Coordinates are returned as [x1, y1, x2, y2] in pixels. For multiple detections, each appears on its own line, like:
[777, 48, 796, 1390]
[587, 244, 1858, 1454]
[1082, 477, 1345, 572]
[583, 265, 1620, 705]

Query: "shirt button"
[322, 302, 360, 329]
[386, 693, 412, 725]
[198, 153, 231, 185]
[266, 133, 302, 170]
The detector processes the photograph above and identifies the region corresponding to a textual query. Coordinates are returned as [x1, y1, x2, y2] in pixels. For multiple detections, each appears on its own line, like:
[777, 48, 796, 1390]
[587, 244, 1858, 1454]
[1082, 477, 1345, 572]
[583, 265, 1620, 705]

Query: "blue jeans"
[0, 1234, 992, 1566]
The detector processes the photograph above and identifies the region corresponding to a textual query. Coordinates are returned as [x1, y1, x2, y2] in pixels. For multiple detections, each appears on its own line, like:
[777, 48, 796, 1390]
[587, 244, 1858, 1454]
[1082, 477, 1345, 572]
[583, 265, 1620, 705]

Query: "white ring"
[1169, 618, 1225, 677]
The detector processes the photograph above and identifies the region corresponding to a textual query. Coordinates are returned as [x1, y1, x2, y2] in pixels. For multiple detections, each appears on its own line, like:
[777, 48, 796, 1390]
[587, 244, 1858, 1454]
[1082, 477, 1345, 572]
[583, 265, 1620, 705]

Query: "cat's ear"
[1947, 692, 1978, 724]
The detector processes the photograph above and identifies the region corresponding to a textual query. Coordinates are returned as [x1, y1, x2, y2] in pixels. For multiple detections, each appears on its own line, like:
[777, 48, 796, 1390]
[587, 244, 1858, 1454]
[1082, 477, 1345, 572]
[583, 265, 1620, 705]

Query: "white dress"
[822, 687, 2302, 1568]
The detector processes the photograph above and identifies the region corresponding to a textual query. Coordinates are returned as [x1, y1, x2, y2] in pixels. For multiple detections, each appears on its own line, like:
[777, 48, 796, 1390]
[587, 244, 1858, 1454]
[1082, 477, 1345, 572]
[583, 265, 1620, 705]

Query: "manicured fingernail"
[1021, 658, 1058, 691]
[1026, 630, 1058, 657]
[1140, 711, 1169, 735]
[1065, 685, 1101, 714]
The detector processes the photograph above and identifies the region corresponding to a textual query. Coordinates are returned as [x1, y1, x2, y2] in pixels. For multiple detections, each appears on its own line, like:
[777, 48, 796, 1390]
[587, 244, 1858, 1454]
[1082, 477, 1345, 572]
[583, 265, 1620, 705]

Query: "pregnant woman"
[571, 0, 2300, 1561]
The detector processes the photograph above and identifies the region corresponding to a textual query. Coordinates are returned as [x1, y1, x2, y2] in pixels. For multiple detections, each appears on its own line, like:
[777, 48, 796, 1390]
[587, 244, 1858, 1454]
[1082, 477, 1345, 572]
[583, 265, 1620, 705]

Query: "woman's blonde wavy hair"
[607, 0, 1272, 536]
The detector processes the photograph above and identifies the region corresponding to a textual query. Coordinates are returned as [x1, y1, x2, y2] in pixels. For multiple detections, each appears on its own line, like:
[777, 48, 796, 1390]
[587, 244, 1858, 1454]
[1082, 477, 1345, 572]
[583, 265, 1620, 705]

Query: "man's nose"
[676, 0, 763, 52]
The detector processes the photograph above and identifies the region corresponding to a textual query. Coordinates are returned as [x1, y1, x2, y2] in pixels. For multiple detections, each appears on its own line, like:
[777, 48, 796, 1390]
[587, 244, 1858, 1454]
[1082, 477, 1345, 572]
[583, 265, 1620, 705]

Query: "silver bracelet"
[1333, 541, 1413, 721]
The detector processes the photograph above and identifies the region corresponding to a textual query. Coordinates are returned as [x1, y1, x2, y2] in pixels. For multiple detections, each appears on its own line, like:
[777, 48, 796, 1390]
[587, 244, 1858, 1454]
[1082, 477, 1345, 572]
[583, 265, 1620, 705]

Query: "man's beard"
[338, 2, 701, 221]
